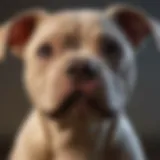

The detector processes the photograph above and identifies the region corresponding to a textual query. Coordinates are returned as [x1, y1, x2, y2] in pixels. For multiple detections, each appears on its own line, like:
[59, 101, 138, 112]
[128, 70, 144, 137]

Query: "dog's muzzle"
[43, 59, 116, 120]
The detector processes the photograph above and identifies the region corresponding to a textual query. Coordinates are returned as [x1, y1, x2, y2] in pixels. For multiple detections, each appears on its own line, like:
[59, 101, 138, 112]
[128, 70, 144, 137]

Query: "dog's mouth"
[45, 80, 115, 119]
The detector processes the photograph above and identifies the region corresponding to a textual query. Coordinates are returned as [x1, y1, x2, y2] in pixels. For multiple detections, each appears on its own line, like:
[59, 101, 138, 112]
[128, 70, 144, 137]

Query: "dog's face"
[23, 10, 129, 119]
[0, 5, 159, 122]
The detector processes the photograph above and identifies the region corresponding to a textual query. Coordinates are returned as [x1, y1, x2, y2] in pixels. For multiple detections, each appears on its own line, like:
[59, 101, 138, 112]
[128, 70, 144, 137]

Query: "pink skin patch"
[75, 80, 100, 116]
[78, 80, 99, 95]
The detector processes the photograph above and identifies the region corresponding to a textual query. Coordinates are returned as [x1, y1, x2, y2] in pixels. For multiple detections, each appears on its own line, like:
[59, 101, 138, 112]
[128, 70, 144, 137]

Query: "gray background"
[0, 0, 160, 159]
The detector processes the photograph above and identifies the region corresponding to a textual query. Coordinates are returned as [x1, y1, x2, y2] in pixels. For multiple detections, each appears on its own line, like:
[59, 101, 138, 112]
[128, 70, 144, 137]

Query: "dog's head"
[0, 5, 159, 122]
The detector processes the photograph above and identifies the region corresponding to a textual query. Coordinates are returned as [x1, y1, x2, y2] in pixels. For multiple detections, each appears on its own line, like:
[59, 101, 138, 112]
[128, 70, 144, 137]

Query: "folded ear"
[105, 4, 160, 50]
[0, 8, 47, 62]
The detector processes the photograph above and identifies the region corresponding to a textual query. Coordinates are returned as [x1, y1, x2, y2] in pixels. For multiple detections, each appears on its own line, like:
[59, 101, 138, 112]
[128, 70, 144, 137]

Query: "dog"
[0, 4, 160, 160]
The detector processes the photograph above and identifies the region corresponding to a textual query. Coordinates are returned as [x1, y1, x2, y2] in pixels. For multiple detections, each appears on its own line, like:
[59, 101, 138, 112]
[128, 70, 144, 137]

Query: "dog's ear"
[0, 26, 7, 61]
[0, 9, 47, 61]
[105, 4, 160, 49]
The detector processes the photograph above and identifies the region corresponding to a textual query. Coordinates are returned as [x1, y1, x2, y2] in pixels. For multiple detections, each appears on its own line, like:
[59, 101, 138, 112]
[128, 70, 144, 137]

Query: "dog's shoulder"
[8, 110, 50, 160]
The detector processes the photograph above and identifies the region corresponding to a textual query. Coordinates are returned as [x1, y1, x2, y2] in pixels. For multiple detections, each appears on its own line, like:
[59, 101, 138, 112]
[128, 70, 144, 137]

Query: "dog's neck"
[37, 108, 109, 160]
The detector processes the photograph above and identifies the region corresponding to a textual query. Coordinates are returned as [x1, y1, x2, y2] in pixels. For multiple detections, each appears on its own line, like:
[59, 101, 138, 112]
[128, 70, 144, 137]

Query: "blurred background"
[0, 0, 160, 159]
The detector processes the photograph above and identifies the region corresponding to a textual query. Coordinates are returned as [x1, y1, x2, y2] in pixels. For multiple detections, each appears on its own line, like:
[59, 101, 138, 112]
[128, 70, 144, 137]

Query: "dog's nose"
[67, 59, 99, 81]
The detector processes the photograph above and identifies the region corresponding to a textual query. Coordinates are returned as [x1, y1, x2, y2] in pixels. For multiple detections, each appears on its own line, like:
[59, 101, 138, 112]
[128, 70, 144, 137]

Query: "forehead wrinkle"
[38, 13, 81, 37]
[50, 10, 103, 38]
[28, 10, 107, 52]
[43, 10, 103, 34]
[77, 12, 106, 43]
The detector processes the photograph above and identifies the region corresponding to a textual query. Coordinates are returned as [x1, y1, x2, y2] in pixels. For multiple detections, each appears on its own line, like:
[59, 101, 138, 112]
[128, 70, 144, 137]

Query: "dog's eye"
[99, 36, 122, 69]
[100, 36, 121, 55]
[37, 43, 53, 58]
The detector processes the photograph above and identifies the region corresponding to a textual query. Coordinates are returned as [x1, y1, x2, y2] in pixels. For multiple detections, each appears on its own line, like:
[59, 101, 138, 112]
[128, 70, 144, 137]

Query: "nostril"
[67, 59, 99, 81]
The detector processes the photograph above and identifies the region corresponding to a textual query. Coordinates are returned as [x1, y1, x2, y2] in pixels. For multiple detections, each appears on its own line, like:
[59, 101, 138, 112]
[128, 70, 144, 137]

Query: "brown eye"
[37, 43, 53, 58]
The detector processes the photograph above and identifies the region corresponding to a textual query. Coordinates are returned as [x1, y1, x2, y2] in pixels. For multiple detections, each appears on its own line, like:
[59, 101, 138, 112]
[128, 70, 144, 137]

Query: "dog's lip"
[86, 98, 115, 118]
[45, 89, 114, 119]
[46, 90, 82, 119]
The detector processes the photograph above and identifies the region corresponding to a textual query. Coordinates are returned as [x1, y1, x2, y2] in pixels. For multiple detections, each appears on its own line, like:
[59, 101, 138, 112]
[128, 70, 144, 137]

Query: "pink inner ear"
[8, 15, 36, 47]
[116, 11, 150, 46]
